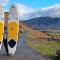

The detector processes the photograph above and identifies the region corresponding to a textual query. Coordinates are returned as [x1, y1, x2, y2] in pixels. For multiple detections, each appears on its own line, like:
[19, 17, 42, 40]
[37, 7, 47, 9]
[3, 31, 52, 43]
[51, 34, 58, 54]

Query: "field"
[19, 23, 60, 57]
[26, 30, 60, 57]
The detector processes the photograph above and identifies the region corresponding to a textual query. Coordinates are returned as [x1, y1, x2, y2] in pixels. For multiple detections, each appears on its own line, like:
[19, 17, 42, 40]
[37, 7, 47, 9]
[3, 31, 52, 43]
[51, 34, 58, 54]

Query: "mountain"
[22, 17, 60, 30]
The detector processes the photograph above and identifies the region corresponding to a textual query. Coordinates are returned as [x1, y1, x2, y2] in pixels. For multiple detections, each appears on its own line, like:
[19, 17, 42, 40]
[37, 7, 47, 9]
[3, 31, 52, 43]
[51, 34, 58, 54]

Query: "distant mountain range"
[22, 17, 60, 30]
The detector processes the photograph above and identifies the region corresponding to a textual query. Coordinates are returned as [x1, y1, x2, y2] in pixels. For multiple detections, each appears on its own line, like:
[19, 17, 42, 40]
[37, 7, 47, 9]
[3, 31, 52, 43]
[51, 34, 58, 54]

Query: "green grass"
[33, 42, 60, 56]
[27, 38, 60, 57]
[19, 31, 24, 36]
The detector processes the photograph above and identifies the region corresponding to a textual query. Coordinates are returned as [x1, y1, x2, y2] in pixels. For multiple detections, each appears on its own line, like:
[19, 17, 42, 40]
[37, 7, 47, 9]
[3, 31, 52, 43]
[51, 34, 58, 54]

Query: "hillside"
[19, 22, 50, 39]
[23, 17, 60, 30]
[19, 23, 60, 57]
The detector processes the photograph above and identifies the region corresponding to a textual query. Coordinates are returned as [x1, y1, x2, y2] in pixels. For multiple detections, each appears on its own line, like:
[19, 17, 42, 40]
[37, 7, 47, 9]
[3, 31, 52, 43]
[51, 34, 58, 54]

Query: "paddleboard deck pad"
[7, 4, 19, 56]
[0, 5, 4, 50]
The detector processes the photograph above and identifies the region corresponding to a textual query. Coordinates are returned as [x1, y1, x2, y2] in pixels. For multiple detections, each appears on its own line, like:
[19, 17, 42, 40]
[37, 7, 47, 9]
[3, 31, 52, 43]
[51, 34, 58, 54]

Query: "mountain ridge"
[22, 17, 60, 30]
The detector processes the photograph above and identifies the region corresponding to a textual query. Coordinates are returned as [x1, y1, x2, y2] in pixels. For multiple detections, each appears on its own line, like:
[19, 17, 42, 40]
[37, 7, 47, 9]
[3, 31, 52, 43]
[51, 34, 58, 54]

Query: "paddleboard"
[0, 5, 4, 50]
[7, 4, 19, 56]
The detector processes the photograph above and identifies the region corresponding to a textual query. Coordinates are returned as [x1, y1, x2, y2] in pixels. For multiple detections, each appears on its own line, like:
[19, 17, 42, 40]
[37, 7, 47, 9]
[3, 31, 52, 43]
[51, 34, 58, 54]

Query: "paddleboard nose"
[8, 39, 16, 48]
[0, 45, 1, 50]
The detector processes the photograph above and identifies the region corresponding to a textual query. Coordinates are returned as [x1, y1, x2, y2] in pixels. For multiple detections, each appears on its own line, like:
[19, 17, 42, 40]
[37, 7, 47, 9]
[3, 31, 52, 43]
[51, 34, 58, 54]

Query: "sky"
[0, 0, 60, 20]
[1, 0, 60, 11]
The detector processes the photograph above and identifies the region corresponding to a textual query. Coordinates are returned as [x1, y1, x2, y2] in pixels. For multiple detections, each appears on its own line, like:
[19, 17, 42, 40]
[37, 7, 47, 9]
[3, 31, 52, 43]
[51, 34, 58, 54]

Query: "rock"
[56, 50, 60, 57]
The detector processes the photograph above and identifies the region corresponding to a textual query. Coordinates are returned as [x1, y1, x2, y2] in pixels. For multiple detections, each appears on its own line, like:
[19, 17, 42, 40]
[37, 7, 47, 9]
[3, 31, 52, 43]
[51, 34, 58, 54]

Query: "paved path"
[0, 32, 51, 60]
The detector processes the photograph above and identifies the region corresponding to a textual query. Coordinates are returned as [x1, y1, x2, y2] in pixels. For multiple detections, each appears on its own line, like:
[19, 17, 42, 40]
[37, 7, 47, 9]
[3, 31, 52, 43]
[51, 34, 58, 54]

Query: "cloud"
[28, 3, 60, 19]
[15, 3, 60, 20]
[40, 3, 60, 17]
[16, 3, 34, 16]
[0, 0, 8, 6]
